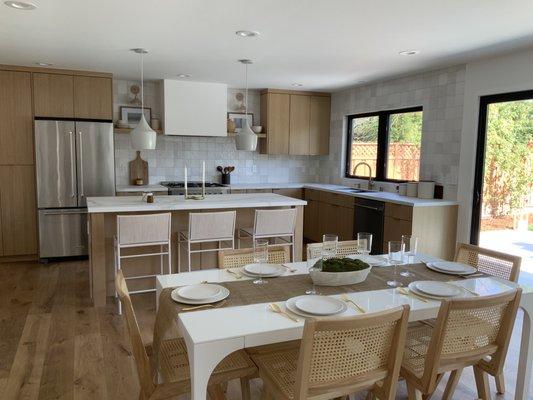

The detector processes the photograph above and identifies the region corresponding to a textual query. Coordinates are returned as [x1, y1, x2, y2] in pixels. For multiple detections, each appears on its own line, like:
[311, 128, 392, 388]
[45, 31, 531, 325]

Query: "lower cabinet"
[0, 166, 38, 256]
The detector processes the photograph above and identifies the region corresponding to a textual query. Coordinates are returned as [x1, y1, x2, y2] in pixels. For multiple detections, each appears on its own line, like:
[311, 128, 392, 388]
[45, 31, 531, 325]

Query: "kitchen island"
[87, 193, 306, 307]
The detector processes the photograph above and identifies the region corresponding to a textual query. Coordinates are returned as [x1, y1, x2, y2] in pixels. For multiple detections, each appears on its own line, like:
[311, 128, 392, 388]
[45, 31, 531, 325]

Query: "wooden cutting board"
[129, 151, 148, 185]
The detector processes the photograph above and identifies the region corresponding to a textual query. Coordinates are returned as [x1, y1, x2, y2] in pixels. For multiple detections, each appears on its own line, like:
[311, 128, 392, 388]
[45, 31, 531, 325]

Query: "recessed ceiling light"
[399, 50, 420, 56]
[235, 30, 260, 38]
[238, 59, 253, 64]
[4, 1, 37, 10]
[36, 62, 52, 67]
[356, 80, 366, 84]
[291, 83, 303, 87]
[177, 74, 191, 78]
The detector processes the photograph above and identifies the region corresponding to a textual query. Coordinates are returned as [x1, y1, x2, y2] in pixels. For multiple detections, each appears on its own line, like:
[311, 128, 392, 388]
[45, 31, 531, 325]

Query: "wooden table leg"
[294, 205, 304, 262]
[89, 213, 106, 307]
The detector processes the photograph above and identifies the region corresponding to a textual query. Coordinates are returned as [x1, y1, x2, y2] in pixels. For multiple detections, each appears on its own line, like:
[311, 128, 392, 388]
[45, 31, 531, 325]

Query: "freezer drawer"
[38, 209, 88, 258]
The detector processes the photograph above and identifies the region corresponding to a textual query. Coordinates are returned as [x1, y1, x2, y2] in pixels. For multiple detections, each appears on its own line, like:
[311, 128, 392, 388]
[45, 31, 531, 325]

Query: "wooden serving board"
[129, 151, 148, 185]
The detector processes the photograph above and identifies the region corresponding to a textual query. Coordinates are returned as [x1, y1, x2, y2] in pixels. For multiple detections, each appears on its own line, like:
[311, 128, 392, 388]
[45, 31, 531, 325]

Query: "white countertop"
[87, 193, 307, 213]
[228, 182, 458, 207]
[116, 184, 167, 192]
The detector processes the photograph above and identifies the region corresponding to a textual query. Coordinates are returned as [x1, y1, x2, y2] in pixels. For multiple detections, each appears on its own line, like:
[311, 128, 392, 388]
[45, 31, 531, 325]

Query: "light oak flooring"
[0, 260, 530, 400]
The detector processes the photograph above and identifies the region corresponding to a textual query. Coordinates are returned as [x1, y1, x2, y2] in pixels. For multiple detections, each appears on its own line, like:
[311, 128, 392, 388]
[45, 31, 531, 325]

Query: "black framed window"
[345, 106, 423, 182]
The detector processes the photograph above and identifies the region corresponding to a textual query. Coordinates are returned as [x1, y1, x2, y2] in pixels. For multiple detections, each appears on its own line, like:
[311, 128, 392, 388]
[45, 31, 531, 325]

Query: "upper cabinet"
[73, 76, 113, 120]
[0, 70, 34, 165]
[259, 89, 330, 155]
[33, 72, 112, 120]
[163, 80, 227, 136]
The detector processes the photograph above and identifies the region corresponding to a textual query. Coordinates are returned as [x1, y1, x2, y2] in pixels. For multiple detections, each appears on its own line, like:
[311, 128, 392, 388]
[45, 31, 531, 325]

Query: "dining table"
[155, 256, 533, 400]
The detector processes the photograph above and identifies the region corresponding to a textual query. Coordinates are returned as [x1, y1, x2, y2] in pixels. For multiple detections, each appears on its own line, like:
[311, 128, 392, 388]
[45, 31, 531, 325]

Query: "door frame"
[470, 89, 533, 244]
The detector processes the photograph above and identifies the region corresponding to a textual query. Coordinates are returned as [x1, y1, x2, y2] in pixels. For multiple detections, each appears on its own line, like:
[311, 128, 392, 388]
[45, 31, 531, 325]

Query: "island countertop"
[87, 193, 307, 213]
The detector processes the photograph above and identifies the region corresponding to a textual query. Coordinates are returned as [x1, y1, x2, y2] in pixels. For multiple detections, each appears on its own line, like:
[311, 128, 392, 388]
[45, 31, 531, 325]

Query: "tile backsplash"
[113, 81, 320, 185]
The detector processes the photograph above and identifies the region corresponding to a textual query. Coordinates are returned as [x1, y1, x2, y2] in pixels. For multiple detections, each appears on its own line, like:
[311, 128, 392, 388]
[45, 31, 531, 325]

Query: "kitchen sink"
[343, 188, 376, 193]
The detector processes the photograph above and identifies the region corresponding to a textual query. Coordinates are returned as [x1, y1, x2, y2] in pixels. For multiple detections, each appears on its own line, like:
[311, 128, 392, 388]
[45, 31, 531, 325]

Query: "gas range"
[160, 181, 229, 195]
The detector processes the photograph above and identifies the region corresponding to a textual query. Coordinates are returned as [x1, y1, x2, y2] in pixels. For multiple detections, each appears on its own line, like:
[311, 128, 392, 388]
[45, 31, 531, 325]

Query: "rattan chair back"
[455, 243, 521, 282]
[218, 245, 290, 269]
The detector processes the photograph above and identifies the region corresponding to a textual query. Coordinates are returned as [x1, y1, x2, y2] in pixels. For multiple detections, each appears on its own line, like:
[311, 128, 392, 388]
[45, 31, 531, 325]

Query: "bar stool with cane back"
[114, 213, 172, 314]
[115, 271, 257, 400]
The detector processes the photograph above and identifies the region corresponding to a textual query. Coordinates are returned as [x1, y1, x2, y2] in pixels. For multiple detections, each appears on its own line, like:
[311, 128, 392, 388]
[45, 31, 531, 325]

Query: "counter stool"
[237, 208, 297, 261]
[114, 213, 172, 314]
[178, 211, 236, 272]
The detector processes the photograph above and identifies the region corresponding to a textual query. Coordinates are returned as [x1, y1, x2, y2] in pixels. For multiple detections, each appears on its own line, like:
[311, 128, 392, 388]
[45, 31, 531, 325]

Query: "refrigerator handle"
[78, 131, 84, 198]
[69, 131, 76, 198]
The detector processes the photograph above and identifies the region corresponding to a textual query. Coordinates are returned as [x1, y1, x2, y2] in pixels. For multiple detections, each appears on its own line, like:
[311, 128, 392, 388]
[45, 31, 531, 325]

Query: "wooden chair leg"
[473, 365, 491, 400]
[365, 391, 375, 400]
[495, 373, 505, 394]
[240, 377, 251, 400]
[406, 382, 423, 400]
[442, 368, 463, 400]
[207, 384, 226, 400]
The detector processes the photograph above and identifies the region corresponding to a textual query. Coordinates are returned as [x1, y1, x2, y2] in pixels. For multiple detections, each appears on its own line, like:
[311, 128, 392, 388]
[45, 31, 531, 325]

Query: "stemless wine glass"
[387, 241, 405, 287]
[400, 235, 418, 277]
[357, 232, 373, 256]
[253, 239, 269, 285]
[322, 234, 338, 259]
[306, 257, 322, 295]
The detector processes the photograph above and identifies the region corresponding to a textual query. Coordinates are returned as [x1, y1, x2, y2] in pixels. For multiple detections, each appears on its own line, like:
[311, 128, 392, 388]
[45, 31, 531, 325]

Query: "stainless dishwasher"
[353, 198, 385, 254]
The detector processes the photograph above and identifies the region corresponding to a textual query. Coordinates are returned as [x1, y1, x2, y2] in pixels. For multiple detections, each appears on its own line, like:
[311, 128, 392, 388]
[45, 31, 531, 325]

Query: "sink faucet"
[352, 162, 374, 189]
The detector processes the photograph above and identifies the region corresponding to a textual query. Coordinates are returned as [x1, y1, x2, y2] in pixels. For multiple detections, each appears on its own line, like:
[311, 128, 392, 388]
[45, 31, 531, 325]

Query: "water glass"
[322, 234, 338, 259]
[400, 235, 418, 277]
[357, 232, 373, 256]
[387, 241, 405, 288]
[253, 239, 269, 285]
[306, 257, 322, 295]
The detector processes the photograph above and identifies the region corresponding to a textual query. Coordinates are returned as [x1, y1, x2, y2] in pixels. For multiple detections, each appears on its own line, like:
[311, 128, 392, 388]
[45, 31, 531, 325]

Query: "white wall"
[456, 48, 533, 243]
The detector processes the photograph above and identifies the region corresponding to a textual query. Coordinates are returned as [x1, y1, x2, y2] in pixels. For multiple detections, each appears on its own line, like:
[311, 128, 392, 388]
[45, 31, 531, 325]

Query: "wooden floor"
[0, 260, 528, 400]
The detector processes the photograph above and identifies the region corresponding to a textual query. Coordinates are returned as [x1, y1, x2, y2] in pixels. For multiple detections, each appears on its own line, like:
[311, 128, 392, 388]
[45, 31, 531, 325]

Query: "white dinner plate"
[286, 296, 348, 318]
[407, 281, 462, 299]
[347, 254, 388, 266]
[177, 284, 222, 301]
[294, 295, 347, 316]
[171, 286, 229, 305]
[427, 261, 477, 275]
[242, 263, 285, 277]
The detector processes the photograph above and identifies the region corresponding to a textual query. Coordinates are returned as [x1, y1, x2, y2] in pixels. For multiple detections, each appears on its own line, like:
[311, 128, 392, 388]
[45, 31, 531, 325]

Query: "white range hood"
[162, 80, 227, 137]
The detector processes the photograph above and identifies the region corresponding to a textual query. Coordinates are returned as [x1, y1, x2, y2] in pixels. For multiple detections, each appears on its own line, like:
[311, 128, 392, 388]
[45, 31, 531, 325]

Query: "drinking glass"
[387, 241, 405, 287]
[400, 235, 418, 277]
[322, 234, 338, 259]
[306, 257, 322, 295]
[253, 239, 269, 285]
[357, 232, 373, 256]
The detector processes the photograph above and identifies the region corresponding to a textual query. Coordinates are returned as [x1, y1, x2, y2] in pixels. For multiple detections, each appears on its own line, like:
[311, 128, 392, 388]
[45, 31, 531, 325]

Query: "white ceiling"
[1, 0, 533, 91]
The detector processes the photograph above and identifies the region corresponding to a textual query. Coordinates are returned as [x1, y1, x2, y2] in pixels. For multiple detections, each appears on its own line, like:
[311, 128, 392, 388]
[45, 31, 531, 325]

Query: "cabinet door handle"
[356, 204, 381, 212]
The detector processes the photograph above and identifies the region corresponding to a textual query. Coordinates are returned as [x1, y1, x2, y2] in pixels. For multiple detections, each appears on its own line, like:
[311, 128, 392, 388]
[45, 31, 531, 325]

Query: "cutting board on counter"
[129, 151, 148, 185]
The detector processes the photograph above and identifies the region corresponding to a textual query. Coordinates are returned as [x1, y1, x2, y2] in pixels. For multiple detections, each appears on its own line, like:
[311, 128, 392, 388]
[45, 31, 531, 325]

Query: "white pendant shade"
[131, 114, 156, 150]
[235, 121, 258, 151]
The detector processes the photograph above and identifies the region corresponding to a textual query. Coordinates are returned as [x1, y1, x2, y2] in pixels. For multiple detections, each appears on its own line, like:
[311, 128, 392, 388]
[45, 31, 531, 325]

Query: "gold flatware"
[281, 263, 297, 273]
[459, 273, 484, 279]
[269, 303, 300, 322]
[448, 281, 479, 296]
[226, 269, 243, 279]
[340, 294, 366, 313]
[182, 300, 227, 311]
[397, 287, 429, 303]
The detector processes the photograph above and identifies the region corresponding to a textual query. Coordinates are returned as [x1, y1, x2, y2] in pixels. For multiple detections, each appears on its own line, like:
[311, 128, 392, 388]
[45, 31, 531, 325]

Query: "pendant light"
[130, 48, 156, 150]
[235, 59, 258, 151]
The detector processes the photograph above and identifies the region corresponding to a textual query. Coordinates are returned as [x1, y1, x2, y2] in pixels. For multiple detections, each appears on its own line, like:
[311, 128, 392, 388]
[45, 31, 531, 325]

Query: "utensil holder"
[221, 174, 230, 185]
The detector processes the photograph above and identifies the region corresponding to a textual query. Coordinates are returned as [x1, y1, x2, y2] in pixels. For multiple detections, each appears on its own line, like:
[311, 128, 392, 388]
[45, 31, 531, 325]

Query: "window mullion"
[376, 112, 389, 181]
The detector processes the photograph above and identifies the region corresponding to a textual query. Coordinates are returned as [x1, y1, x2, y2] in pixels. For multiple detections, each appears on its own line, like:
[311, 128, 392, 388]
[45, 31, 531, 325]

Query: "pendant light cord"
[244, 62, 248, 116]
[140, 51, 144, 110]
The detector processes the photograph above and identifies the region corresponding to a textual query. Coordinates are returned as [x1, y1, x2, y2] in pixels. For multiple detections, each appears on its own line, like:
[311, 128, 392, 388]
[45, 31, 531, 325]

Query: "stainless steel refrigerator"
[35, 120, 115, 259]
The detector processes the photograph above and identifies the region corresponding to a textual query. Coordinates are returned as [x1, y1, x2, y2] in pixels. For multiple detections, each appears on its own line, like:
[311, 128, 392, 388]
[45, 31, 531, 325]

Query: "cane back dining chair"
[453, 242, 522, 394]
[218, 245, 291, 269]
[252, 305, 410, 400]
[306, 240, 359, 260]
[115, 271, 257, 400]
[401, 289, 522, 400]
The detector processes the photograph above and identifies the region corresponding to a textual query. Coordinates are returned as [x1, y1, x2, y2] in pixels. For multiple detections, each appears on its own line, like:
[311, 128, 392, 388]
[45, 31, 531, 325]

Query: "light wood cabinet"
[309, 96, 330, 155]
[272, 188, 303, 199]
[0, 71, 34, 165]
[260, 89, 330, 156]
[74, 76, 113, 120]
[0, 166, 37, 256]
[289, 95, 310, 155]
[260, 92, 290, 154]
[33, 73, 74, 118]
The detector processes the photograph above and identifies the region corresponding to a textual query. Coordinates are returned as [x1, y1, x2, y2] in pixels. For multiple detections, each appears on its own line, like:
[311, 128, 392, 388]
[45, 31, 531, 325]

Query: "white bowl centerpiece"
[310, 257, 372, 286]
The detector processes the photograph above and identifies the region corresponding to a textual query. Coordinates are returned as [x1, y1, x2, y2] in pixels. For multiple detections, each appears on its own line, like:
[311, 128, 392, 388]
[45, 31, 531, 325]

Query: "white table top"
[156, 260, 522, 346]
[87, 193, 307, 213]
